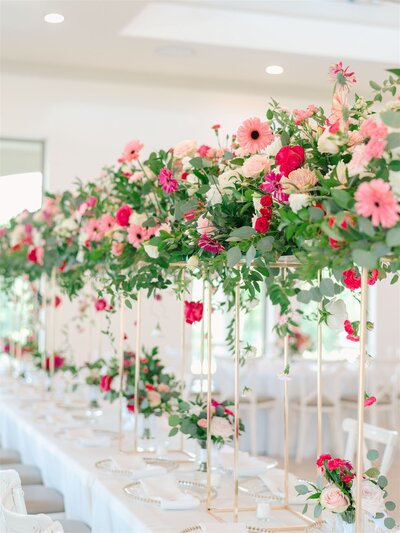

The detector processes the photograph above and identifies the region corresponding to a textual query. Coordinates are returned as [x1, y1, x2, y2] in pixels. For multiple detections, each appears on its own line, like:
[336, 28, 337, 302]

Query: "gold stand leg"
[49, 267, 57, 379]
[206, 279, 213, 511]
[179, 269, 186, 453]
[316, 270, 323, 460]
[133, 290, 142, 453]
[233, 282, 240, 522]
[355, 267, 368, 533]
[118, 295, 125, 451]
[282, 267, 290, 508]
[200, 278, 206, 400]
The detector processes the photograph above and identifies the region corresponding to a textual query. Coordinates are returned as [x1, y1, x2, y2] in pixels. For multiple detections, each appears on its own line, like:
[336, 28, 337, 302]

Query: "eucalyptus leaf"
[227, 246, 242, 267]
[387, 132, 400, 151]
[352, 249, 377, 269]
[256, 236, 274, 253]
[320, 278, 335, 297]
[229, 226, 257, 240]
[314, 503, 322, 518]
[386, 227, 400, 247]
[384, 517, 396, 530]
[358, 217, 375, 237]
[385, 501, 396, 511]
[246, 245, 256, 266]
[378, 475, 388, 488]
[381, 111, 400, 129]
[367, 449, 379, 461]
[295, 484, 310, 495]
[365, 467, 380, 478]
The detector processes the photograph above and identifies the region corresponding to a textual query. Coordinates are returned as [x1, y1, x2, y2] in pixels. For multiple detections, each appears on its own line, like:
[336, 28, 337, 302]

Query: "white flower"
[218, 169, 239, 192]
[325, 298, 348, 331]
[144, 244, 159, 259]
[210, 416, 233, 439]
[383, 100, 400, 113]
[191, 405, 203, 416]
[336, 160, 348, 186]
[320, 484, 350, 513]
[186, 173, 199, 195]
[266, 137, 282, 157]
[252, 195, 262, 213]
[288, 193, 310, 213]
[389, 171, 400, 198]
[352, 479, 385, 517]
[54, 216, 78, 237]
[129, 212, 147, 226]
[206, 185, 222, 205]
[10, 224, 25, 247]
[318, 129, 340, 155]
[186, 256, 199, 271]
[174, 140, 197, 158]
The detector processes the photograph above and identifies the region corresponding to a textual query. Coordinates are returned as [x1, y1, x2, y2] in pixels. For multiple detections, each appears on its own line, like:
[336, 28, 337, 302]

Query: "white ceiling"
[1, 0, 399, 96]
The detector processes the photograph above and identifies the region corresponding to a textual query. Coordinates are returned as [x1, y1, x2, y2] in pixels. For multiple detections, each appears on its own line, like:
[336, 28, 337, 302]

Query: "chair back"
[0, 470, 26, 514]
[342, 418, 398, 476]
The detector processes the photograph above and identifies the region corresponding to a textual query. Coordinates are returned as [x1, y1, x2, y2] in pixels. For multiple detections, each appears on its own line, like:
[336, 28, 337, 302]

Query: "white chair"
[0, 470, 91, 533]
[342, 418, 398, 477]
[291, 363, 342, 463]
[0, 469, 64, 533]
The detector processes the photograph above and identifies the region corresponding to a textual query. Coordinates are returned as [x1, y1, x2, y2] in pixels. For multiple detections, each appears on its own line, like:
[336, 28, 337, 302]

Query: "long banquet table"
[0, 381, 316, 533]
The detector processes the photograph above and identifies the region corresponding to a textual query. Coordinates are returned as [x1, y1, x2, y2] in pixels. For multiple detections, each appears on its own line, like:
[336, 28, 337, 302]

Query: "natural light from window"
[0, 172, 43, 225]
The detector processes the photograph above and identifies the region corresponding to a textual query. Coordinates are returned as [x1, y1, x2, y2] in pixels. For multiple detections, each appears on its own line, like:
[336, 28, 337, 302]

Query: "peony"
[197, 215, 215, 235]
[320, 484, 350, 513]
[325, 299, 348, 331]
[275, 145, 305, 176]
[352, 479, 385, 516]
[282, 168, 318, 193]
[147, 389, 161, 407]
[241, 154, 271, 178]
[116, 205, 133, 227]
[174, 140, 197, 158]
[288, 193, 310, 213]
[210, 416, 233, 439]
[318, 128, 340, 155]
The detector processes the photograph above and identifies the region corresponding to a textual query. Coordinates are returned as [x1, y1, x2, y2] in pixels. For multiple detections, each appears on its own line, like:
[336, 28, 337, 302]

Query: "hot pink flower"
[85, 218, 103, 242]
[158, 168, 178, 194]
[327, 457, 353, 472]
[197, 234, 224, 254]
[115, 205, 133, 227]
[95, 298, 107, 311]
[118, 139, 144, 162]
[27, 246, 44, 265]
[87, 196, 97, 208]
[260, 171, 289, 202]
[99, 214, 116, 234]
[45, 354, 64, 371]
[111, 242, 124, 256]
[329, 62, 356, 89]
[275, 145, 305, 176]
[355, 179, 400, 228]
[197, 145, 212, 157]
[344, 320, 359, 342]
[184, 301, 204, 324]
[55, 295, 62, 308]
[100, 375, 113, 392]
[236, 117, 273, 154]
[343, 268, 379, 291]
[316, 453, 332, 469]
[127, 224, 148, 248]
[364, 394, 377, 407]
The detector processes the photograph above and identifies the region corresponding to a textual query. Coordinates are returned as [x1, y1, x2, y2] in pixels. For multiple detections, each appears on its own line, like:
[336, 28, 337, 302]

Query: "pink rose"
[242, 154, 271, 178]
[147, 389, 161, 407]
[320, 484, 350, 513]
[197, 418, 208, 428]
[111, 242, 124, 257]
[95, 298, 107, 312]
[196, 215, 214, 235]
[158, 383, 170, 392]
[100, 375, 113, 392]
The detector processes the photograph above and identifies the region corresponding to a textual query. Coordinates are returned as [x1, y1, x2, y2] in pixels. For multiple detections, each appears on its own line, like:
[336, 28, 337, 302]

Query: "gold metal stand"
[355, 267, 368, 533]
[118, 294, 125, 451]
[316, 270, 323, 460]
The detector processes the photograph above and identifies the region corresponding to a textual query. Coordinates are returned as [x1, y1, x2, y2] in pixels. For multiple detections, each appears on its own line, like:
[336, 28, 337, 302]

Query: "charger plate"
[54, 428, 117, 440]
[95, 457, 178, 476]
[238, 477, 309, 505]
[124, 479, 217, 505]
[179, 521, 327, 533]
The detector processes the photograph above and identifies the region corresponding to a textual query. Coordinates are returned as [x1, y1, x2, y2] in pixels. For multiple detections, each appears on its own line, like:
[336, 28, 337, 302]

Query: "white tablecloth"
[0, 381, 316, 533]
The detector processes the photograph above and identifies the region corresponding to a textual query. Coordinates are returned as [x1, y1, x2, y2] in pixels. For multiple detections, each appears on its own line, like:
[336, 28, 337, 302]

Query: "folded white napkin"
[199, 523, 247, 533]
[219, 446, 267, 476]
[258, 468, 299, 499]
[140, 474, 200, 510]
[106, 456, 165, 479]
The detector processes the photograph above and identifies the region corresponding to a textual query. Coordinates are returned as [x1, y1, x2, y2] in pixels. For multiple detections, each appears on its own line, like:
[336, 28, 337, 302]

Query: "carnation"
[288, 193, 310, 213]
[282, 169, 318, 193]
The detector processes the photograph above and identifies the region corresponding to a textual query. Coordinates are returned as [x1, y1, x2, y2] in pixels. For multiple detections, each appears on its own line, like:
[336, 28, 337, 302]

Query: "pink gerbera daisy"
[85, 218, 103, 242]
[127, 224, 148, 248]
[159, 168, 178, 194]
[355, 179, 400, 228]
[118, 139, 144, 163]
[197, 234, 224, 254]
[236, 117, 273, 155]
[99, 214, 116, 235]
[329, 62, 356, 90]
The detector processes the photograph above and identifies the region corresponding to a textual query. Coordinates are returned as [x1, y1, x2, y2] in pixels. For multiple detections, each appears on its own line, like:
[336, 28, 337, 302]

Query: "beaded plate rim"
[95, 457, 178, 476]
[123, 479, 217, 505]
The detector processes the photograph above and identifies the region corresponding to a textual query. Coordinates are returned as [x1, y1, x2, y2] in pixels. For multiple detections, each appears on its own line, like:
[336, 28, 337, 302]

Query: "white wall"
[1, 71, 399, 371]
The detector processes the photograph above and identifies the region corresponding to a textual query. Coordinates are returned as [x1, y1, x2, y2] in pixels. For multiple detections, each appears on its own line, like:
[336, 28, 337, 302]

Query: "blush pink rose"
[320, 484, 350, 513]
[147, 390, 161, 407]
[197, 215, 215, 235]
[197, 418, 208, 428]
[157, 383, 170, 392]
[241, 154, 271, 178]
[111, 242, 124, 257]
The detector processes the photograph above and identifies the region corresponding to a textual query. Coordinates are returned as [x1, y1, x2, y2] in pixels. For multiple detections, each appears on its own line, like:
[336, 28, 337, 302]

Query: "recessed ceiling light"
[155, 46, 194, 57]
[265, 65, 284, 75]
[44, 13, 64, 24]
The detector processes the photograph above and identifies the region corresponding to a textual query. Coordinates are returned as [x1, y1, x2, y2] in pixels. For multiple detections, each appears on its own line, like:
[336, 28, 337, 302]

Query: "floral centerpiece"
[295, 452, 397, 531]
[168, 396, 245, 471]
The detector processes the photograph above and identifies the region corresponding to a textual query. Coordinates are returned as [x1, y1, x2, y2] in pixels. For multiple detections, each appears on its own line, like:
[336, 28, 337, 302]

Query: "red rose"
[181, 172, 189, 180]
[254, 216, 270, 234]
[275, 145, 305, 176]
[145, 384, 155, 391]
[45, 355, 65, 370]
[95, 298, 107, 311]
[260, 195, 273, 207]
[259, 207, 272, 220]
[100, 375, 113, 392]
[115, 204, 132, 227]
[184, 301, 204, 325]
[55, 295, 62, 308]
